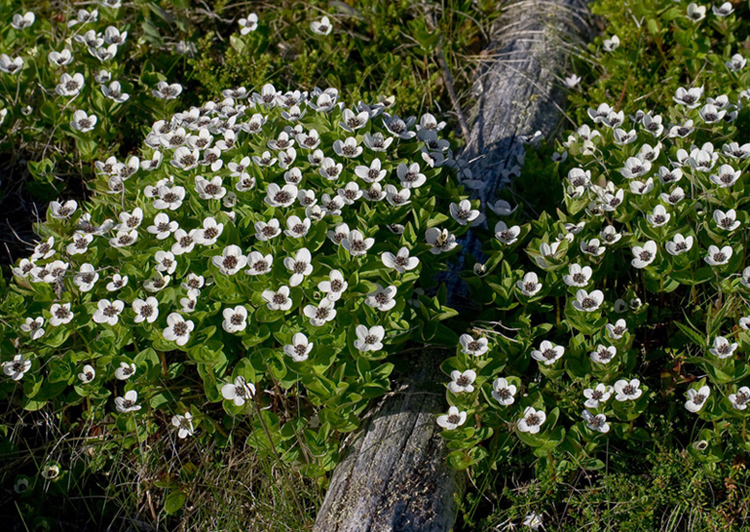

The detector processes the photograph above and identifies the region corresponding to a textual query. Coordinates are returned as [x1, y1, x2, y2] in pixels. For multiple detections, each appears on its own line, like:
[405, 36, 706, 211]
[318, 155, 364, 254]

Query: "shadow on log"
[313, 2, 593, 530]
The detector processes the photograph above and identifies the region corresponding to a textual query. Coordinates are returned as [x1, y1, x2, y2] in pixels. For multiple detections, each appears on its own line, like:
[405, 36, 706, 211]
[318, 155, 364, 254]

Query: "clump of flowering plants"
[438, 66, 750, 472]
[0, 82, 471, 479]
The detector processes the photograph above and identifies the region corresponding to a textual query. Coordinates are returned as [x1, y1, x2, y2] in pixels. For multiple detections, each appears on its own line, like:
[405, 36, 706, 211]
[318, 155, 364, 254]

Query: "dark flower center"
[525, 414, 541, 426]
[173, 322, 188, 336]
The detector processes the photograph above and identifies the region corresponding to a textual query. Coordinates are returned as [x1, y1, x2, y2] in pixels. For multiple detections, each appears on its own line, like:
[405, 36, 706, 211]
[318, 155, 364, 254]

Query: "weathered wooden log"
[313, 2, 593, 531]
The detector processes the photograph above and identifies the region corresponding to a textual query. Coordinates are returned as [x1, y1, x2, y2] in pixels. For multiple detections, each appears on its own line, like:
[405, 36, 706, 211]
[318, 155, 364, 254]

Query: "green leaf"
[164, 490, 187, 515]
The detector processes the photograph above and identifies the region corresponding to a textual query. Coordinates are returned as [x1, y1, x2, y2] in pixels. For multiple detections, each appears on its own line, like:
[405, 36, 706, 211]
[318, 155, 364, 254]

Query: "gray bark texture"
[313, 2, 593, 531]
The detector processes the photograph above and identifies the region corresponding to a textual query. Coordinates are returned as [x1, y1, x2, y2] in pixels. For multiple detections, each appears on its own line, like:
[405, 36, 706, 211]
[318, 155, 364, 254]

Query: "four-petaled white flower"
[665, 234, 694, 256]
[21, 317, 45, 340]
[631, 240, 657, 268]
[239, 13, 258, 34]
[583, 383, 613, 408]
[163, 312, 194, 346]
[56, 73, 85, 97]
[381, 247, 419, 273]
[78, 364, 96, 383]
[590, 344, 617, 364]
[685, 385, 710, 413]
[171, 412, 194, 438]
[436, 406, 467, 430]
[448, 369, 476, 394]
[704, 245, 732, 266]
[153, 81, 183, 99]
[426, 227, 457, 254]
[563, 264, 592, 287]
[50, 303, 74, 326]
[494, 221, 521, 245]
[713, 209, 740, 232]
[531, 340, 565, 366]
[459, 334, 489, 356]
[310, 16, 333, 36]
[132, 297, 159, 324]
[222, 306, 248, 333]
[354, 325, 385, 352]
[284, 333, 313, 362]
[517, 406, 546, 434]
[213, 245, 247, 275]
[573, 289, 604, 312]
[342, 230, 374, 257]
[318, 269, 348, 301]
[602, 35, 620, 52]
[582, 410, 610, 433]
[92, 299, 124, 325]
[517, 272, 542, 296]
[114, 361, 136, 380]
[606, 319, 628, 340]
[115, 390, 141, 413]
[646, 205, 670, 227]
[686, 2, 706, 22]
[614, 378, 643, 401]
[449, 200, 483, 226]
[709, 336, 737, 359]
[491, 377, 517, 405]
[365, 284, 398, 312]
[729, 386, 750, 410]
[70, 110, 97, 132]
[221, 376, 255, 406]
[303, 298, 337, 327]
[284, 248, 313, 286]
[262, 286, 293, 311]
[3, 354, 32, 381]
[49, 200, 78, 220]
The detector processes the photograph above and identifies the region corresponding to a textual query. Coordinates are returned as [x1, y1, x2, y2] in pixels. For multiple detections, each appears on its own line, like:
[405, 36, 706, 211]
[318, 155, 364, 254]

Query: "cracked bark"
[313, 2, 593, 531]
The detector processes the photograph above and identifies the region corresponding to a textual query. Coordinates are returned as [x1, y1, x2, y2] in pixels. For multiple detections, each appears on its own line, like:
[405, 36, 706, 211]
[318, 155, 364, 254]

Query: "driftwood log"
[313, 2, 593, 531]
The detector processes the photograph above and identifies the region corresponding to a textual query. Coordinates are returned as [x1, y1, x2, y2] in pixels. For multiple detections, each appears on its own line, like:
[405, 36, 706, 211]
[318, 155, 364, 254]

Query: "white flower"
[49, 303, 74, 326]
[283, 215, 311, 239]
[319, 158, 343, 181]
[740, 317, 750, 330]
[491, 378, 516, 405]
[239, 13, 258, 34]
[580, 238, 605, 257]
[66, 231, 93, 255]
[262, 286, 293, 311]
[284, 333, 313, 362]
[78, 364, 96, 383]
[709, 164, 741, 187]
[729, 387, 750, 410]
[583, 383, 613, 408]
[686, 2, 706, 22]
[182, 273, 205, 292]
[699, 103, 726, 123]
[381, 247, 420, 273]
[303, 298, 337, 327]
[56, 73, 85, 97]
[564, 74, 581, 88]
[310, 16, 333, 35]
[255, 218, 281, 241]
[517, 272, 542, 296]
[170, 147, 199, 171]
[598, 33, 621, 52]
[284, 248, 313, 286]
[172, 228, 197, 255]
[384, 184, 411, 206]
[21, 317, 45, 340]
[194, 216, 224, 246]
[606, 319, 628, 340]
[114, 361, 136, 380]
[339, 108, 369, 132]
[363, 132, 393, 151]
[222, 306, 248, 333]
[590, 344, 617, 364]
[355, 158, 386, 183]
[397, 162, 426, 189]
[436, 406, 467, 430]
[92, 299, 124, 325]
[109, 229, 138, 249]
[354, 325, 385, 352]
[342, 230, 374, 257]
[71, 264, 98, 293]
[523, 512, 543, 530]
[531, 340, 565, 365]
[647, 205, 670, 227]
[212, 245, 247, 275]
[614, 378, 642, 401]
[573, 289, 604, 312]
[3, 354, 32, 381]
[11, 11, 35, 29]
[517, 406, 546, 434]
[321, 193, 345, 215]
[101, 80, 129, 103]
[665, 234, 694, 256]
[619, 157, 651, 179]
[179, 289, 197, 313]
[459, 334, 488, 356]
[132, 297, 159, 324]
[194, 175, 227, 200]
[333, 137, 362, 158]
[141, 273, 168, 293]
[709, 336, 737, 358]
[70, 110, 97, 132]
[163, 313, 194, 346]
[171, 412, 194, 438]
[660, 186, 686, 205]
[318, 270, 348, 301]
[685, 385, 710, 413]
[265, 183, 298, 208]
[673, 86, 704, 108]
[245, 252, 273, 276]
[631, 241, 657, 268]
[153, 185, 186, 210]
[447, 369, 477, 394]
[115, 390, 141, 413]
[221, 376, 256, 406]
[153, 81, 182, 99]
[365, 284, 398, 312]
[425, 227, 457, 254]
[713, 2, 734, 16]
[0, 54, 23, 74]
[449, 199, 483, 226]
[668, 119, 695, 138]
[563, 264, 592, 287]
[49, 200, 78, 220]
[582, 410, 610, 433]
[704, 245, 732, 266]
[493, 222, 521, 246]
